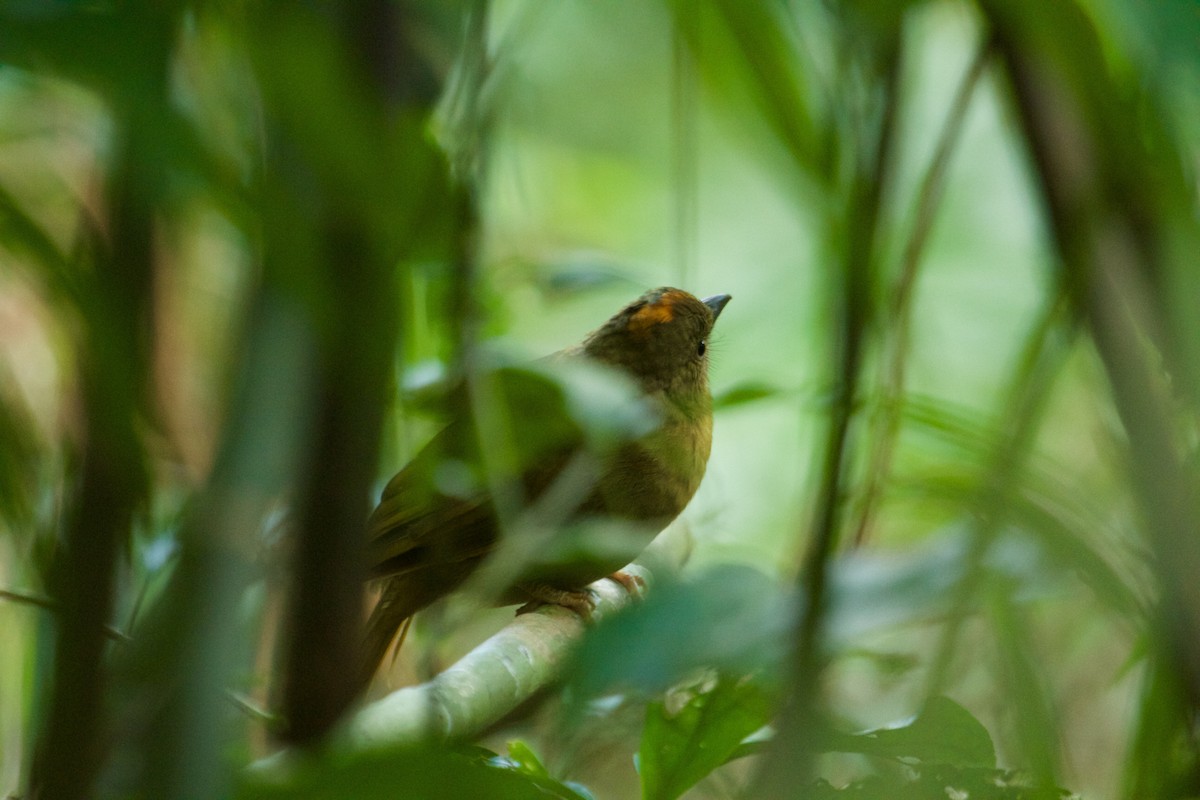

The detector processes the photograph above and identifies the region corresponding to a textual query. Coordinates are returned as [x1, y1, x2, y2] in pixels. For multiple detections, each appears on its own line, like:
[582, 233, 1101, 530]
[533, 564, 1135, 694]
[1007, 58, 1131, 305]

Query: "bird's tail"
[361, 578, 422, 689]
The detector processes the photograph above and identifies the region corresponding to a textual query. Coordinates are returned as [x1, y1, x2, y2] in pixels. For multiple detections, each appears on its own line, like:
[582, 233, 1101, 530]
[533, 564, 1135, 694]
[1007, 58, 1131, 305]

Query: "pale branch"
[350, 569, 646, 750]
[247, 557, 667, 783]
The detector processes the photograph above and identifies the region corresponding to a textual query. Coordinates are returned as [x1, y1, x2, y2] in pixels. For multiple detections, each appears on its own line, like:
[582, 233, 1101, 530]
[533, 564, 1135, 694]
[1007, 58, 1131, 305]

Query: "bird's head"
[581, 287, 731, 405]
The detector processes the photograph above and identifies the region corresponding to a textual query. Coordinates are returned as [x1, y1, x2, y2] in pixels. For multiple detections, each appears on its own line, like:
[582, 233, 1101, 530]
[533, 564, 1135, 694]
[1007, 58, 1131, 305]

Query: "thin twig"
[851, 36, 995, 548]
[921, 294, 1072, 701]
[754, 30, 904, 799]
[672, 17, 699, 287]
[1, 588, 133, 643]
[226, 690, 281, 727]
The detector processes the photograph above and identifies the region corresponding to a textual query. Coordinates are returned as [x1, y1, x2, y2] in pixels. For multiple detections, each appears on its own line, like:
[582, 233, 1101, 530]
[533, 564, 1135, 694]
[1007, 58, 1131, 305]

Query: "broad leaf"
[827, 696, 995, 768]
[638, 674, 773, 800]
[239, 744, 593, 800]
[569, 564, 792, 701]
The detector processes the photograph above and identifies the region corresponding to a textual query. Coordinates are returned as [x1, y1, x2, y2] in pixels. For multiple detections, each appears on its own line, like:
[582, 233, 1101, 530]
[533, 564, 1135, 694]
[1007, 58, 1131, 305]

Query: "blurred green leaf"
[825, 537, 967, 646]
[902, 469, 1144, 622]
[238, 744, 592, 800]
[387, 355, 665, 511]
[530, 358, 663, 447]
[826, 696, 995, 768]
[0, 181, 78, 304]
[0, 371, 38, 532]
[1123, 646, 1195, 797]
[988, 584, 1061, 785]
[807, 765, 1072, 799]
[495, 740, 594, 800]
[0, 5, 178, 99]
[713, 381, 786, 410]
[401, 354, 662, 455]
[667, 0, 823, 183]
[531, 254, 638, 298]
[638, 673, 773, 800]
[568, 564, 791, 700]
[503, 739, 552, 779]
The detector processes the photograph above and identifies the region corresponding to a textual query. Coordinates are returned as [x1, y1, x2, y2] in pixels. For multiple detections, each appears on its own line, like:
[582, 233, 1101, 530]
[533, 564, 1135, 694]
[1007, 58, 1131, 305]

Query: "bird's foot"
[515, 583, 596, 619]
[607, 569, 647, 598]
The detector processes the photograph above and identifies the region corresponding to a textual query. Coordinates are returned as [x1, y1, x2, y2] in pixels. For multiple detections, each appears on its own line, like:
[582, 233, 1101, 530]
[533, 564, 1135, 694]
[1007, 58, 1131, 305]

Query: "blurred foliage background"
[2, 0, 1200, 798]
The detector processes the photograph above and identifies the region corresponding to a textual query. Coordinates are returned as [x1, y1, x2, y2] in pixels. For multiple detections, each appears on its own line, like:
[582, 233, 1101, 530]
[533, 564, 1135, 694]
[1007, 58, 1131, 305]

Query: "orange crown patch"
[628, 289, 687, 333]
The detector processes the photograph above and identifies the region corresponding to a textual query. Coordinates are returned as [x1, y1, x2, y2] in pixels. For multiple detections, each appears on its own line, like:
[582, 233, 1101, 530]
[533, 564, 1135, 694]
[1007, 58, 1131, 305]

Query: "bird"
[361, 287, 731, 684]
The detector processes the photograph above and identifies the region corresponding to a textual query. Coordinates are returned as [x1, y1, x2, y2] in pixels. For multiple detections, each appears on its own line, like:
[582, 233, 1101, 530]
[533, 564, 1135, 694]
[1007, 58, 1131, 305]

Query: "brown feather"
[361, 287, 728, 685]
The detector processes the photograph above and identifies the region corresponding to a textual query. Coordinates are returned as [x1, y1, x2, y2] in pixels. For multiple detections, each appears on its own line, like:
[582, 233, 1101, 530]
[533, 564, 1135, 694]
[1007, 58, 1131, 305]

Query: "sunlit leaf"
[496, 740, 595, 800]
[502, 739, 551, 779]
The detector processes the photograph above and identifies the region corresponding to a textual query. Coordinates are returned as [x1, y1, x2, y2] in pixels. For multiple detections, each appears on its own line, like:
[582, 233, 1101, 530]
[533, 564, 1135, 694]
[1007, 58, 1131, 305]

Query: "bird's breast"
[599, 407, 713, 525]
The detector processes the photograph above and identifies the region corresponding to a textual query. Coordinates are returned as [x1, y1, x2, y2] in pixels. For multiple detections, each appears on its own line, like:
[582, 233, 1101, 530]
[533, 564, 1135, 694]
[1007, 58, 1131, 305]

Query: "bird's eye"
[697, 340, 707, 357]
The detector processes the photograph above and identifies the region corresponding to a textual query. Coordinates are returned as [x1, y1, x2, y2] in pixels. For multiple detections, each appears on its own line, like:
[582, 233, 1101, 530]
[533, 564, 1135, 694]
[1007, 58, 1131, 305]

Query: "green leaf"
[0, 372, 38, 533]
[569, 565, 791, 701]
[807, 765, 1073, 799]
[238, 744, 593, 800]
[534, 255, 634, 297]
[388, 353, 663, 503]
[638, 673, 774, 800]
[497, 741, 595, 800]
[668, 0, 822, 182]
[713, 381, 786, 410]
[825, 537, 967, 647]
[504, 739, 551, 779]
[0, 180, 79, 305]
[826, 696, 996, 768]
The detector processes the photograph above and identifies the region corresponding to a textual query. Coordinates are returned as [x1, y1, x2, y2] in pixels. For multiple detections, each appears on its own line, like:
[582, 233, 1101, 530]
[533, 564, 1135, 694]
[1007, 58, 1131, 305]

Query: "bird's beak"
[702, 294, 732, 322]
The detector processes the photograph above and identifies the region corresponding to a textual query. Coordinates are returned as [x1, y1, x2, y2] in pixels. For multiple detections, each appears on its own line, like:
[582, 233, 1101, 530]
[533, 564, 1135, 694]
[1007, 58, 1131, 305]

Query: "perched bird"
[362, 287, 730, 683]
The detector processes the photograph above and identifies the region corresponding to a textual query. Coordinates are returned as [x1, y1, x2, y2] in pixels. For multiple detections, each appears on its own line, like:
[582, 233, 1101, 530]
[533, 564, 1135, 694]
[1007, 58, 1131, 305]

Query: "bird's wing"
[367, 491, 496, 579]
[366, 359, 621, 582]
[366, 421, 592, 582]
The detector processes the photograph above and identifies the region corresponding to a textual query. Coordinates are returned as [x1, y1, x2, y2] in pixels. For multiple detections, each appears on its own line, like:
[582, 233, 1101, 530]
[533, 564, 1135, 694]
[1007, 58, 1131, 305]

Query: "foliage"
[638, 674, 774, 800]
[238, 742, 593, 800]
[2, 0, 1200, 798]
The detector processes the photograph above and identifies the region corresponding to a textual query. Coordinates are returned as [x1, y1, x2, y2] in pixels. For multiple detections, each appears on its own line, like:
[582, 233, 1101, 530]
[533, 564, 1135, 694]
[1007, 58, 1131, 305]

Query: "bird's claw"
[515, 583, 597, 619]
[607, 569, 647, 598]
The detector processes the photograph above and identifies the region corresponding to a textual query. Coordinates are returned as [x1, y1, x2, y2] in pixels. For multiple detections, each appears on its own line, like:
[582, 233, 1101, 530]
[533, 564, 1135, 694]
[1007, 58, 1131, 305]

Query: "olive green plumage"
[362, 287, 730, 683]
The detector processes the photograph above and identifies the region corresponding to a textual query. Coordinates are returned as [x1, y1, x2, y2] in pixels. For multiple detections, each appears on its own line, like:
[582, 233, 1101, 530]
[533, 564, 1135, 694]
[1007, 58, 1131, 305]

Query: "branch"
[247, 562, 657, 781]
[355, 570, 645, 749]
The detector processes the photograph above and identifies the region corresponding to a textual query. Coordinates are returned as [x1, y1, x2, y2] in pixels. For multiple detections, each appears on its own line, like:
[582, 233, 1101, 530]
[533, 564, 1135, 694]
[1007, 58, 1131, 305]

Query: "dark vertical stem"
[279, 198, 397, 741]
[277, 0, 410, 745]
[411, 0, 487, 682]
[31, 121, 154, 799]
[445, 0, 489, 372]
[990, 6, 1200, 700]
[753, 34, 902, 797]
[982, 1, 1200, 789]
